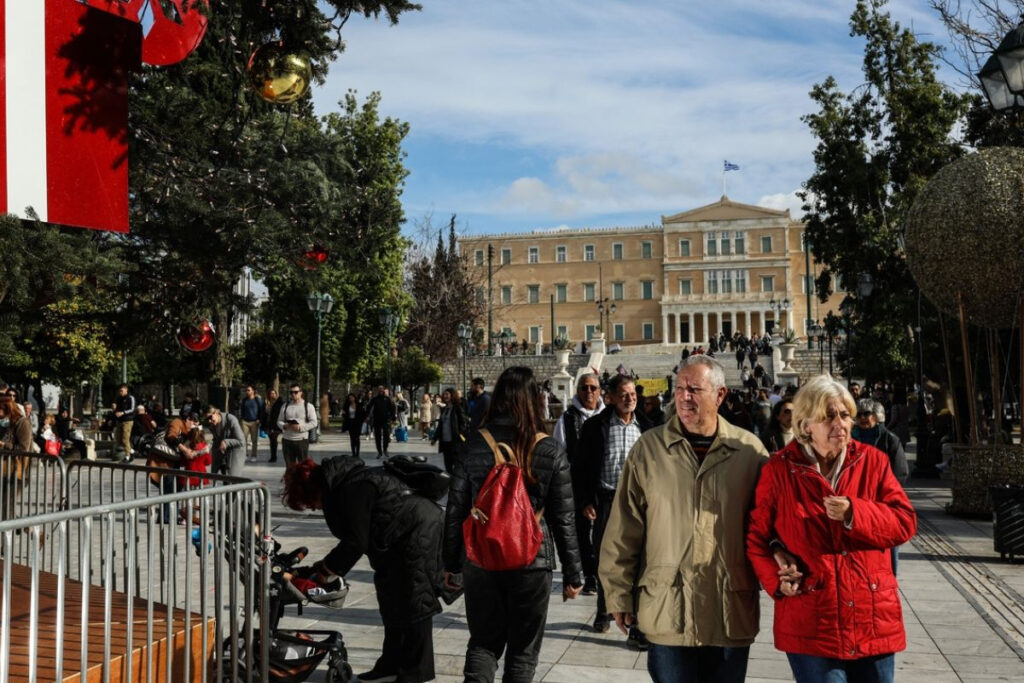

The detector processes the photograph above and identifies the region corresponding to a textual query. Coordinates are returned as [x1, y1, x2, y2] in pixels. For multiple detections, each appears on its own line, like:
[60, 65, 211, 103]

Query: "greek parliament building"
[459, 196, 846, 348]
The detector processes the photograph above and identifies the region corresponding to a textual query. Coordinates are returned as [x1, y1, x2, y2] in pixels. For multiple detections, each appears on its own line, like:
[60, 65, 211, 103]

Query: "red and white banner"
[0, 0, 140, 232]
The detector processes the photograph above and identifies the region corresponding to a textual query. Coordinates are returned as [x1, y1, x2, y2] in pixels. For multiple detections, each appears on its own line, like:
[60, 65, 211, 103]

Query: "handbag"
[44, 439, 61, 456]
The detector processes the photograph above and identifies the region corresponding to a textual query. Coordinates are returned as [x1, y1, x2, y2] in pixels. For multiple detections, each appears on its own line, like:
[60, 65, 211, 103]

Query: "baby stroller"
[223, 538, 352, 683]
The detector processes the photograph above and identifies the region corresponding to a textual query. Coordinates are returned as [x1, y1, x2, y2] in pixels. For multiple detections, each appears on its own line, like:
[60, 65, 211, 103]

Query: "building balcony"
[661, 291, 789, 305]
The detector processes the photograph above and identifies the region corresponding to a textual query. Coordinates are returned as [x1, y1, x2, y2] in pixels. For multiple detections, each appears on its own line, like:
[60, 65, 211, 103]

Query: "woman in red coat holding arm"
[746, 375, 917, 683]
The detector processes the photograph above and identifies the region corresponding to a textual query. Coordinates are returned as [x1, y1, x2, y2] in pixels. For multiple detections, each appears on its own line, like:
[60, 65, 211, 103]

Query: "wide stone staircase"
[603, 344, 771, 389]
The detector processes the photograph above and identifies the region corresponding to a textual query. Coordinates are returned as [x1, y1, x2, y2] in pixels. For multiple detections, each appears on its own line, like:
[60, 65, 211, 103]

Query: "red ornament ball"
[178, 319, 216, 352]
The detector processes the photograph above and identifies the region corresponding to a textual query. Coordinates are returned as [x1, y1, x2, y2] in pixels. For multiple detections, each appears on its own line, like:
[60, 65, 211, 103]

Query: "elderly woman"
[746, 375, 916, 683]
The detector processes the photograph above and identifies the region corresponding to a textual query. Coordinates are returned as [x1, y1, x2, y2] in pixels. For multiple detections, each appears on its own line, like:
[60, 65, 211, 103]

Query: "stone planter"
[948, 444, 1024, 515]
[779, 343, 797, 373]
[555, 349, 571, 371]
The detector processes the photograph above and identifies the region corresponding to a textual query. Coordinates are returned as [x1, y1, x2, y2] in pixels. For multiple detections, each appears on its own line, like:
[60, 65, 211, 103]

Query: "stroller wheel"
[325, 657, 353, 683]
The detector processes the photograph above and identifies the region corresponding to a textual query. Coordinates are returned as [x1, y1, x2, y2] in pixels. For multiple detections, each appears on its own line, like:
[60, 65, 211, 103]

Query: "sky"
[312, 0, 959, 237]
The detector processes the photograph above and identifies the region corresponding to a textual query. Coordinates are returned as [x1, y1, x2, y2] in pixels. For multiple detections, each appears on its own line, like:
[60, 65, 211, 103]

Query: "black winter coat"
[320, 456, 442, 626]
[572, 408, 655, 511]
[442, 416, 583, 586]
[340, 403, 368, 433]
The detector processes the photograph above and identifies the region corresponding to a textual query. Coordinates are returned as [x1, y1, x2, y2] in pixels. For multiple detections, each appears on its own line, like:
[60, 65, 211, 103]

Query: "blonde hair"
[791, 375, 856, 445]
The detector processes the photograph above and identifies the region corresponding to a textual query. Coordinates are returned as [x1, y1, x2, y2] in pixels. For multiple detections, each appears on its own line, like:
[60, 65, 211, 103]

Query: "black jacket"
[366, 394, 396, 426]
[467, 390, 491, 430]
[435, 402, 469, 449]
[572, 408, 655, 511]
[320, 456, 442, 626]
[442, 416, 582, 585]
[853, 424, 909, 484]
[263, 397, 284, 435]
[340, 403, 368, 433]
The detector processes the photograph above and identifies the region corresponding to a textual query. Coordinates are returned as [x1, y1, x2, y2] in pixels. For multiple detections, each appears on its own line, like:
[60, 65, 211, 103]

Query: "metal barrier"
[0, 456, 271, 682]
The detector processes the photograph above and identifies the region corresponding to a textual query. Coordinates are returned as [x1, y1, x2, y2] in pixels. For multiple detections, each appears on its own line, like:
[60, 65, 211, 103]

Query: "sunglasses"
[857, 411, 873, 418]
[580, 386, 600, 392]
[290, 390, 301, 394]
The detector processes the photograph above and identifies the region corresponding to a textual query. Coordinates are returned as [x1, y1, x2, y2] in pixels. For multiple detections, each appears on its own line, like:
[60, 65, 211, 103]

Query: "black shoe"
[582, 576, 597, 595]
[356, 667, 397, 683]
[593, 614, 610, 633]
[627, 625, 650, 651]
[268, 458, 277, 463]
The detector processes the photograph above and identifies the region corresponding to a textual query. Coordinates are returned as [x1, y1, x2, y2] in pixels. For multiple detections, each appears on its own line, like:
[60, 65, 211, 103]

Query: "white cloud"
[316, 1, 961, 230]
[759, 190, 805, 217]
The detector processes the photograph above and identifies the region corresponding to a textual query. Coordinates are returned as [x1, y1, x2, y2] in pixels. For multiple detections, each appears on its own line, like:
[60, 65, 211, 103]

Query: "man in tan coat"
[599, 355, 768, 683]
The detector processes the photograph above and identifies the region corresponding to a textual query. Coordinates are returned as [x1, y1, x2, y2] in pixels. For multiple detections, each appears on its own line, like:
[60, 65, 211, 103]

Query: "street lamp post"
[597, 298, 617, 341]
[978, 21, 1024, 112]
[306, 293, 335, 415]
[809, 321, 825, 373]
[457, 322, 473, 398]
[379, 308, 398, 393]
[768, 298, 791, 335]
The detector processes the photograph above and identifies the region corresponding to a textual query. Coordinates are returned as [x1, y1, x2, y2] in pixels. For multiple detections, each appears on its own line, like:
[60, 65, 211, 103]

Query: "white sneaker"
[246, 457, 256, 464]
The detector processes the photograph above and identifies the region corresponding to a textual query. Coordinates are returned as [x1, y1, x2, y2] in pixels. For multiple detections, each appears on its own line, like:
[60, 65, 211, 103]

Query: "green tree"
[403, 215, 487, 363]
[392, 346, 443, 392]
[120, 2, 418, 400]
[800, 0, 969, 381]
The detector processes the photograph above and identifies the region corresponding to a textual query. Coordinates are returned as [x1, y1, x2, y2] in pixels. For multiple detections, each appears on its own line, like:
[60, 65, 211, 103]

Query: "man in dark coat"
[366, 386, 397, 458]
[573, 375, 654, 642]
[466, 377, 491, 430]
[297, 456, 442, 683]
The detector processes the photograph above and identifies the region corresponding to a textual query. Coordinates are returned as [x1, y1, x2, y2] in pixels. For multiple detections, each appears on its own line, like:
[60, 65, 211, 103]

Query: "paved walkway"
[240, 430, 1024, 682]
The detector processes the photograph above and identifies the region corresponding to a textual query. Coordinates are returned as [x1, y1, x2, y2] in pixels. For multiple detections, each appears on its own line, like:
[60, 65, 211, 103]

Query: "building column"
[699, 312, 706, 344]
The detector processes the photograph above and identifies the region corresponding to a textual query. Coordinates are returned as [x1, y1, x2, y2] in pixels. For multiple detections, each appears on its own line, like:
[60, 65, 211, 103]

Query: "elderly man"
[205, 406, 246, 476]
[574, 374, 655, 642]
[600, 355, 769, 683]
[553, 373, 605, 595]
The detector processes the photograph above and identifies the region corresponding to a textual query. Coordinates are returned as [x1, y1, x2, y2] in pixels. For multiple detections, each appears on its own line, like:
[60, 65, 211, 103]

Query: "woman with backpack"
[442, 366, 583, 683]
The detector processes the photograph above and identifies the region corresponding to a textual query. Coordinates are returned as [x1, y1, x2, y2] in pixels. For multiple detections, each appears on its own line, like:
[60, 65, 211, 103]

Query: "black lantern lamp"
[978, 22, 1024, 112]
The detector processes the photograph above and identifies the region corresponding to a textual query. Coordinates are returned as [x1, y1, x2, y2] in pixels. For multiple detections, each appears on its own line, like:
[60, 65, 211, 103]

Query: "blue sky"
[312, 1, 957, 237]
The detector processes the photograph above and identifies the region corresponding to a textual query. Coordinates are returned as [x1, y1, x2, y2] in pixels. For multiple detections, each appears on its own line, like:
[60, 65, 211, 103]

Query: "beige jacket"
[599, 414, 768, 647]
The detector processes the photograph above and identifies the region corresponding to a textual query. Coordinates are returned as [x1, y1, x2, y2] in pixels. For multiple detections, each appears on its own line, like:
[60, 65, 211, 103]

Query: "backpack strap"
[479, 428, 515, 467]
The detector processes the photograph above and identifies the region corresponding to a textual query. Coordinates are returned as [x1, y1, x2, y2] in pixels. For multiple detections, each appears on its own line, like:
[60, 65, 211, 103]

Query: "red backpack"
[463, 429, 547, 571]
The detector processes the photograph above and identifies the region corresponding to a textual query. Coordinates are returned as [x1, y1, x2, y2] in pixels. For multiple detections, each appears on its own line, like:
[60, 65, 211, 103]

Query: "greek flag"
[724, 160, 740, 172]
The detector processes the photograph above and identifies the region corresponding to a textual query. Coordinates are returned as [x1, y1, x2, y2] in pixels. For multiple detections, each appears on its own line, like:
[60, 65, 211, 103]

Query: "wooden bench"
[1, 563, 214, 682]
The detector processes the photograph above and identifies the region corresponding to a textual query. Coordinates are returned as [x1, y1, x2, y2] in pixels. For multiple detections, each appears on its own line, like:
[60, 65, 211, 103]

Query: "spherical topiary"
[905, 147, 1024, 329]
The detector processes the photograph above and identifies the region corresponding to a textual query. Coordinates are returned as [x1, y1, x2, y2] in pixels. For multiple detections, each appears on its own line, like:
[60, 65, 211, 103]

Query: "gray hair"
[857, 398, 885, 422]
[679, 355, 726, 390]
[576, 373, 599, 389]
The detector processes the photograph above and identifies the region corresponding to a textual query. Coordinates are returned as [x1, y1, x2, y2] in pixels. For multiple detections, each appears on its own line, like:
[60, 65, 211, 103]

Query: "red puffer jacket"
[746, 439, 917, 659]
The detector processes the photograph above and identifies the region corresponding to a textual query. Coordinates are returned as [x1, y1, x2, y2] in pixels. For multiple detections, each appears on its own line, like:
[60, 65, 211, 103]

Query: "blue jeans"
[787, 652, 894, 683]
[647, 644, 749, 683]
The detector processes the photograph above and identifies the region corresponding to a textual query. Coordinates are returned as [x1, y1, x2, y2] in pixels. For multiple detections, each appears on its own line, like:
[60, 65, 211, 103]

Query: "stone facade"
[460, 196, 846, 351]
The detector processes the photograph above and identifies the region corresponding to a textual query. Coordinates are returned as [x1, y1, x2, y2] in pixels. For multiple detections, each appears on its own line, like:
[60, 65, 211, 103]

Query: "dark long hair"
[482, 366, 545, 479]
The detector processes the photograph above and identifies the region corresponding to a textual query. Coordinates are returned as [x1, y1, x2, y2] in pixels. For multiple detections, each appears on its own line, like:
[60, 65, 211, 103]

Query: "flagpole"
[723, 169, 727, 197]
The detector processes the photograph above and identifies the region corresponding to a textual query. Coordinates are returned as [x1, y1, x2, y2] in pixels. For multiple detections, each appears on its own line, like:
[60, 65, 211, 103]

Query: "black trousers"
[462, 563, 552, 683]
[575, 514, 596, 581]
[593, 488, 616, 616]
[440, 440, 460, 474]
[375, 617, 435, 683]
[267, 432, 279, 462]
[373, 422, 391, 456]
[348, 428, 361, 457]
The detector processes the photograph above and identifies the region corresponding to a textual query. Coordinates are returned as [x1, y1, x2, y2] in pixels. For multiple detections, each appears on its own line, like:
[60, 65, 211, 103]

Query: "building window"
[612, 243, 624, 260]
[556, 245, 567, 263]
[583, 283, 596, 301]
[584, 244, 595, 261]
[585, 324, 598, 340]
[557, 325, 568, 340]
[761, 235, 772, 253]
[722, 270, 732, 294]
[706, 233, 718, 256]
[474, 249, 484, 266]
[736, 270, 747, 293]
[500, 248, 511, 265]
[528, 247, 539, 264]
[706, 271, 719, 294]
[529, 326, 540, 343]
[721, 231, 731, 256]
[679, 239, 690, 257]
[641, 280, 654, 300]
[501, 286, 512, 304]
[475, 286, 485, 304]
[612, 282, 624, 300]
[641, 241, 652, 259]
[555, 283, 567, 303]
[613, 323, 625, 341]
[761, 275, 774, 292]
[679, 279, 692, 295]
[642, 322, 654, 340]
[803, 275, 815, 294]
[527, 285, 540, 304]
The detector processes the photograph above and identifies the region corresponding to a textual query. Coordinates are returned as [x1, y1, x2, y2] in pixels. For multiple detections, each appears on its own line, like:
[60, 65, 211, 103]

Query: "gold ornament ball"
[247, 42, 312, 105]
[905, 147, 1024, 329]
